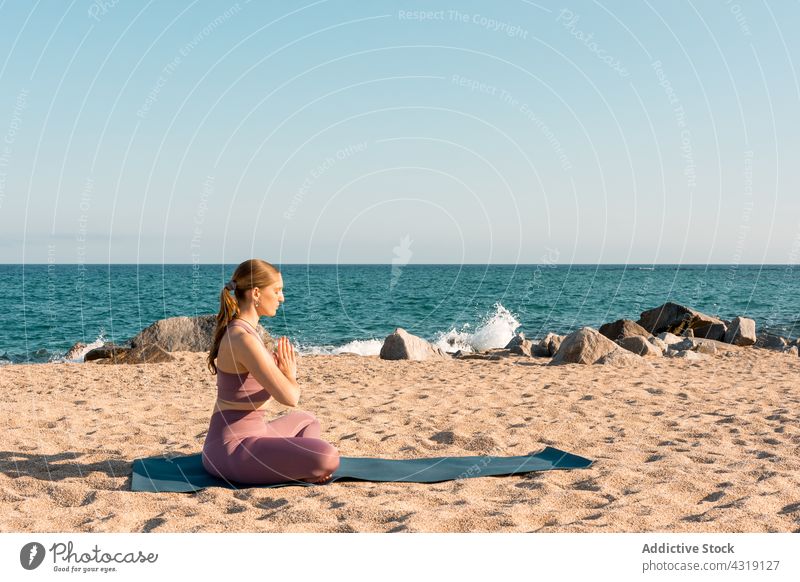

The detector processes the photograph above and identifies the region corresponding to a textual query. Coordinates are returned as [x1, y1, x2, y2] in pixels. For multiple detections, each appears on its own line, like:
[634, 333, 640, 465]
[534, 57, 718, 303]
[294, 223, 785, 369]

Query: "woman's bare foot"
[303, 472, 334, 484]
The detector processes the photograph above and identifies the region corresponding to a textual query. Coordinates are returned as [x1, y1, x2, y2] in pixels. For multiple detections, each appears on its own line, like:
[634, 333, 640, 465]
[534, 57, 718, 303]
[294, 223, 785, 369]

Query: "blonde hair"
[206, 258, 280, 374]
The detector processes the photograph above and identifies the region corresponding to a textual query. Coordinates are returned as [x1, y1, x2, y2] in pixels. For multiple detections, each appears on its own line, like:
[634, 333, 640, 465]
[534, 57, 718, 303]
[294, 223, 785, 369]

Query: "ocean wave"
[432, 303, 521, 354]
[295, 303, 521, 357]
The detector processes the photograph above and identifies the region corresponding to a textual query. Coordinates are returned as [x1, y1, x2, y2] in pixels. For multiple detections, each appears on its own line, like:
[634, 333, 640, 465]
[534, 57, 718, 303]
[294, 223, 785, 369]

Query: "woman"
[202, 259, 340, 485]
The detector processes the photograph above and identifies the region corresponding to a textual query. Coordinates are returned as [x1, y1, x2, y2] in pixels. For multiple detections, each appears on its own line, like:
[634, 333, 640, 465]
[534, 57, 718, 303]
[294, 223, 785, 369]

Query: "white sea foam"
[297, 338, 384, 356]
[433, 303, 521, 353]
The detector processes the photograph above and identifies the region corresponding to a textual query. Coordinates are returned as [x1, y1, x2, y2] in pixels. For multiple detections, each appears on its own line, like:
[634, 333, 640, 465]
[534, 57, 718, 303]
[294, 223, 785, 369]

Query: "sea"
[1, 264, 798, 365]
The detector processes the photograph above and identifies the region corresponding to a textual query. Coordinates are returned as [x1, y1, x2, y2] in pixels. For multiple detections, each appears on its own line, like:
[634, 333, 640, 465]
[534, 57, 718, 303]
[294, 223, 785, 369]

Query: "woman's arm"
[234, 332, 300, 407]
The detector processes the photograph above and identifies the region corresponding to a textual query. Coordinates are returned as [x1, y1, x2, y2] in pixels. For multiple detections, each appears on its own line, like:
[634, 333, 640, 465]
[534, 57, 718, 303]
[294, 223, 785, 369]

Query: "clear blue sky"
[0, 0, 798, 264]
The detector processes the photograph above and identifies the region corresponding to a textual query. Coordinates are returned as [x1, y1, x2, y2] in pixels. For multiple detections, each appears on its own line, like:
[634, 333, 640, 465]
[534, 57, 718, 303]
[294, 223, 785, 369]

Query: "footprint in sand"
[699, 491, 725, 503]
[429, 431, 455, 445]
[141, 517, 166, 532]
[778, 502, 800, 515]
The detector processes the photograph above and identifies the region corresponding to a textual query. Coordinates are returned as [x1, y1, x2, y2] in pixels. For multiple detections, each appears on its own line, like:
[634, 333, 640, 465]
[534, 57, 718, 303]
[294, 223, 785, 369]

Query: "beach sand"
[1, 349, 799, 533]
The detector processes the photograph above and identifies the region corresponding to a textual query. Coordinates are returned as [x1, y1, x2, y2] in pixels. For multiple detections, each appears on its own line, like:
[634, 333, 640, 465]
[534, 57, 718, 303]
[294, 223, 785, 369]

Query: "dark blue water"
[1, 264, 797, 364]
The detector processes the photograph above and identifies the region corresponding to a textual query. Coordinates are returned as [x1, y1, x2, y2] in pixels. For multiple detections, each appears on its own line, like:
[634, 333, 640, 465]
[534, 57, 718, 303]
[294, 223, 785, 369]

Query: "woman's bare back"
[215, 326, 252, 375]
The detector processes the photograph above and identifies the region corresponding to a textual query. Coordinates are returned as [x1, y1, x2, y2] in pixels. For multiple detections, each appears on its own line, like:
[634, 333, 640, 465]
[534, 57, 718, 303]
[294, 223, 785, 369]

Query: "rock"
[380, 328, 449, 361]
[96, 342, 175, 364]
[695, 342, 717, 356]
[616, 335, 662, 357]
[129, 314, 219, 352]
[671, 337, 740, 355]
[550, 327, 622, 365]
[754, 333, 788, 350]
[504, 333, 532, 357]
[692, 322, 727, 341]
[680, 328, 695, 338]
[64, 342, 87, 361]
[598, 319, 650, 341]
[785, 346, 799, 357]
[596, 349, 649, 367]
[530, 342, 551, 357]
[84, 344, 130, 362]
[672, 350, 708, 361]
[637, 302, 724, 335]
[657, 332, 684, 346]
[541, 332, 565, 356]
[723, 317, 756, 346]
[648, 336, 668, 351]
[504, 332, 526, 348]
[670, 337, 696, 352]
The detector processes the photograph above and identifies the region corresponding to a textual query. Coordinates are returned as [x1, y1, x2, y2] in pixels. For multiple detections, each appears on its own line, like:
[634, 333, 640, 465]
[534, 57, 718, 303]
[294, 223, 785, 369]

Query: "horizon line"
[2, 262, 798, 267]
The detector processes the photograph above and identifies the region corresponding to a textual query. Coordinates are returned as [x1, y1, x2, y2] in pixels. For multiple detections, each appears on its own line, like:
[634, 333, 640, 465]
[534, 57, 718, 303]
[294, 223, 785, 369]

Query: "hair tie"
[225, 280, 237, 291]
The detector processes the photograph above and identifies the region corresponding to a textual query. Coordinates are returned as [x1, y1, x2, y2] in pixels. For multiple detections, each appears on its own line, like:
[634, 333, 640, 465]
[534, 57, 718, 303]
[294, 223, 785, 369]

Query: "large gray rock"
[598, 319, 650, 341]
[724, 317, 757, 346]
[754, 333, 788, 350]
[617, 335, 663, 357]
[637, 302, 724, 335]
[129, 314, 218, 352]
[550, 327, 624, 365]
[380, 328, 449, 361]
[692, 322, 728, 341]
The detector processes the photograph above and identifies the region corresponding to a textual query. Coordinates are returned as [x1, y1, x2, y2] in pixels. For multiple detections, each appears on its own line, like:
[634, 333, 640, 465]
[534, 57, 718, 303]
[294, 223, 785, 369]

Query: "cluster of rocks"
[64, 302, 796, 367]
[378, 302, 799, 365]
[66, 315, 275, 365]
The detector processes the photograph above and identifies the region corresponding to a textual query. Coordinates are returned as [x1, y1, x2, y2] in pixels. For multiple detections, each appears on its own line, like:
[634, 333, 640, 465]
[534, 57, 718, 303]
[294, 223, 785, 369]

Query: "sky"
[0, 0, 798, 264]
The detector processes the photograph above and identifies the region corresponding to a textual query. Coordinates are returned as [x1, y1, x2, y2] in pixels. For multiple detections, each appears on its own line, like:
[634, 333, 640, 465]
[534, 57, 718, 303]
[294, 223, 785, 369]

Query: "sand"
[1, 349, 799, 533]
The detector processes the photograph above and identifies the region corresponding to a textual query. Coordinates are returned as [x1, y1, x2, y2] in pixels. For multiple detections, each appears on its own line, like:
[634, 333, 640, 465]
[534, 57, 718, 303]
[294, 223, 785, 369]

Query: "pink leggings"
[202, 410, 340, 485]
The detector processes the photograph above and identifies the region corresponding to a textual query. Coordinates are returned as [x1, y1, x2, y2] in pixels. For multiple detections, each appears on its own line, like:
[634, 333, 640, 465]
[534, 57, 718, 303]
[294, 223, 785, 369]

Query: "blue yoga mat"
[130, 446, 593, 492]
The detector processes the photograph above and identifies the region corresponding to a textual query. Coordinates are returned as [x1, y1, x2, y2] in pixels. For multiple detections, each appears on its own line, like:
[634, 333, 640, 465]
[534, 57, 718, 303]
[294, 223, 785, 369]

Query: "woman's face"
[256, 275, 284, 317]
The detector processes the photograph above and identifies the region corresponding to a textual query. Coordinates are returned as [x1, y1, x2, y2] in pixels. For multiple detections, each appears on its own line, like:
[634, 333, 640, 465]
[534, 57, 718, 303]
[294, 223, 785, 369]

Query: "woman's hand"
[274, 336, 297, 383]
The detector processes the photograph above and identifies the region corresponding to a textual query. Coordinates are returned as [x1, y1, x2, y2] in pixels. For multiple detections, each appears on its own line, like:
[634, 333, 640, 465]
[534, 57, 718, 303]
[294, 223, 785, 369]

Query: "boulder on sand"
[636, 302, 724, 336]
[616, 335, 662, 357]
[550, 327, 632, 365]
[596, 349, 651, 367]
[129, 314, 218, 352]
[541, 332, 565, 356]
[504, 333, 532, 357]
[84, 343, 130, 362]
[95, 342, 175, 364]
[657, 331, 684, 346]
[692, 322, 727, 341]
[598, 319, 649, 341]
[754, 333, 788, 350]
[723, 316, 757, 346]
[380, 328, 449, 361]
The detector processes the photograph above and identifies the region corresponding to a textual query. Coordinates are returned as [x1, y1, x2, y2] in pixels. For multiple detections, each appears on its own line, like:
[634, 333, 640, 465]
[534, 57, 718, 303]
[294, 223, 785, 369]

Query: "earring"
[255, 299, 260, 307]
